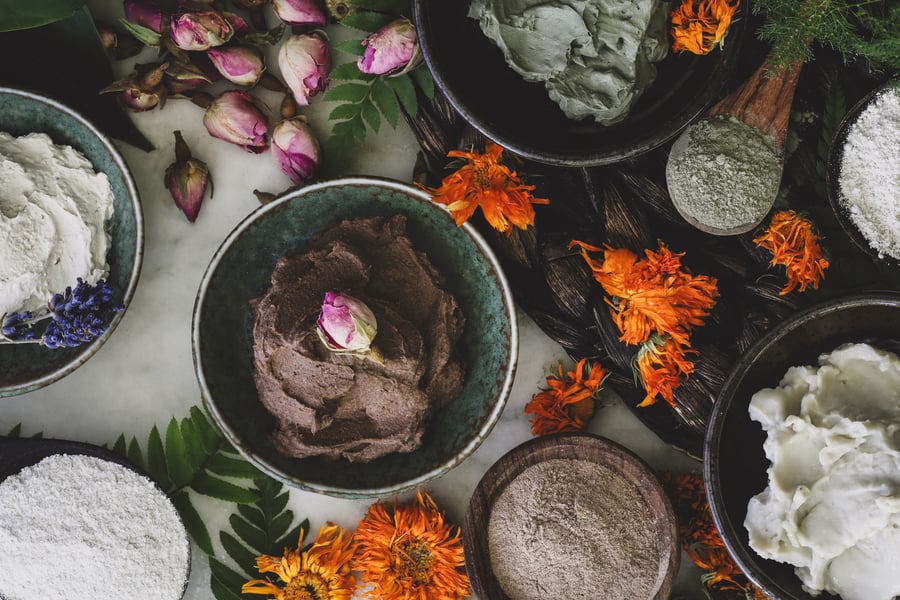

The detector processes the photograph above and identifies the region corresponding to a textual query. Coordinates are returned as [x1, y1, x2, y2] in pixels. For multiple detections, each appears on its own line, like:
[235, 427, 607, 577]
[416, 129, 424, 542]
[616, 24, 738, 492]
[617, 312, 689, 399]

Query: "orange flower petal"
[671, 0, 739, 55]
[753, 210, 829, 295]
[524, 358, 608, 435]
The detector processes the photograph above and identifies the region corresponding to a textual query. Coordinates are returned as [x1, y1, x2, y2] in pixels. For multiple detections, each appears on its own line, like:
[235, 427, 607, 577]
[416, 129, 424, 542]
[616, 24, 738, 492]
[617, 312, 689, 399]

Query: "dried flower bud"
[123, 0, 165, 34]
[223, 11, 251, 36]
[99, 62, 168, 112]
[316, 291, 379, 357]
[272, 116, 320, 184]
[207, 45, 265, 86]
[272, 0, 327, 27]
[95, 20, 118, 50]
[164, 55, 221, 94]
[169, 8, 234, 51]
[202, 90, 270, 153]
[358, 18, 422, 75]
[164, 131, 212, 222]
[277, 33, 329, 106]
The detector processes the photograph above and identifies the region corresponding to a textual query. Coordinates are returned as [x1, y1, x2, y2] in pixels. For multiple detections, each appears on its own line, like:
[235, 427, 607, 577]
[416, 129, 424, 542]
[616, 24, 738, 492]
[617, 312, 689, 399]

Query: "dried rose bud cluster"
[99, 0, 422, 221]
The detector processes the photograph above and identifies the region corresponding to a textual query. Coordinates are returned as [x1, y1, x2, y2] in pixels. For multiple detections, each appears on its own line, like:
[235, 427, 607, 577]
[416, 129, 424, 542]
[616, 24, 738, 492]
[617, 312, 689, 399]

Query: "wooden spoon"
[666, 55, 804, 236]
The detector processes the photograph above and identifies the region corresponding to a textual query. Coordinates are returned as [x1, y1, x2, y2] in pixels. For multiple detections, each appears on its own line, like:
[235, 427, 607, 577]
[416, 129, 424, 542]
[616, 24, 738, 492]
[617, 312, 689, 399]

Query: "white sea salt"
[0, 454, 190, 600]
[838, 85, 900, 259]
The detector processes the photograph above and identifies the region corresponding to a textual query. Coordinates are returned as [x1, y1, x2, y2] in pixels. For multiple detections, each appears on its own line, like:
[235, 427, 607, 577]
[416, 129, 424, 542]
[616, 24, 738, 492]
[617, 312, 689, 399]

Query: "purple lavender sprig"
[0, 279, 124, 349]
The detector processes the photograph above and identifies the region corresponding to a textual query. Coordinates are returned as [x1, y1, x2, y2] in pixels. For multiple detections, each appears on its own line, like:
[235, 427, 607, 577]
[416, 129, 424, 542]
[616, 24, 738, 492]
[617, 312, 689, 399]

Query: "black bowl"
[413, 0, 747, 167]
[705, 292, 900, 600]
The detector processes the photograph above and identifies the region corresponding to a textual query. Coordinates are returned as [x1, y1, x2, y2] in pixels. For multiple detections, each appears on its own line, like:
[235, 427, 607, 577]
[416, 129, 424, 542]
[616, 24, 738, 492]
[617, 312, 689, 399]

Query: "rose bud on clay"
[277, 33, 329, 106]
[272, 0, 327, 27]
[201, 90, 270, 153]
[316, 291, 382, 362]
[169, 7, 234, 51]
[207, 45, 265, 86]
[357, 18, 422, 75]
[100, 62, 168, 112]
[164, 131, 212, 223]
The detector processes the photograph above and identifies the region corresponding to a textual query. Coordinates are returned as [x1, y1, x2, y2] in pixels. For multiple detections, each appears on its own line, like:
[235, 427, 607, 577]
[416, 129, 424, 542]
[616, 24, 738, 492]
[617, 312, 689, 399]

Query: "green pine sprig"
[753, 0, 900, 72]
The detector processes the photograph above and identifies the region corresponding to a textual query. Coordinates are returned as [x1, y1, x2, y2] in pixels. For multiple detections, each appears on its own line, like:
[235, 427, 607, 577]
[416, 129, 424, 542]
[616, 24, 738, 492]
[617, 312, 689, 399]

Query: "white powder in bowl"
[0, 454, 190, 600]
[838, 85, 900, 259]
[0, 132, 114, 316]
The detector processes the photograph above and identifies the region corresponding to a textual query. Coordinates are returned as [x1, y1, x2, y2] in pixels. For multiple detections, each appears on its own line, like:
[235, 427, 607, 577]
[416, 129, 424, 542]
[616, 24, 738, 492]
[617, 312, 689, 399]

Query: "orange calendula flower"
[419, 141, 549, 234]
[671, 0, 740, 55]
[524, 357, 608, 436]
[242, 524, 356, 600]
[353, 490, 470, 600]
[635, 336, 695, 408]
[569, 240, 719, 347]
[753, 210, 829, 295]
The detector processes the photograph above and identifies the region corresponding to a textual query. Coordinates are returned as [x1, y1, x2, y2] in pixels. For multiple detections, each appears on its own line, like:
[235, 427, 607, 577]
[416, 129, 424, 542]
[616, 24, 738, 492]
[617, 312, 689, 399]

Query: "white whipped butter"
[745, 343, 900, 600]
[0, 132, 114, 316]
[468, 0, 669, 125]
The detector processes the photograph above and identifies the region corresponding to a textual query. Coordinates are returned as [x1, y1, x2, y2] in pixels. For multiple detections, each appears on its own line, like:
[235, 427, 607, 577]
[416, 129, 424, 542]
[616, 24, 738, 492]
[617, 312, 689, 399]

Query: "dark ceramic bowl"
[413, 0, 747, 167]
[705, 292, 900, 600]
[465, 433, 679, 600]
[0, 87, 143, 397]
[192, 177, 517, 498]
[825, 79, 900, 266]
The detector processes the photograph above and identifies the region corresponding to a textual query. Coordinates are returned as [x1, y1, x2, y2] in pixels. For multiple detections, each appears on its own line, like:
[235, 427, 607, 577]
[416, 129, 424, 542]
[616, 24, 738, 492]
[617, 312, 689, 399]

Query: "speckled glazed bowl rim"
[192, 176, 519, 497]
[0, 86, 144, 397]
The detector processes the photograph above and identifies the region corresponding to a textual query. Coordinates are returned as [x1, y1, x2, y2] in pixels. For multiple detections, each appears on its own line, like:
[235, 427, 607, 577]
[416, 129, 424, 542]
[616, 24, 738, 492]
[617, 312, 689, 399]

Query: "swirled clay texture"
[468, 0, 669, 125]
[251, 215, 466, 463]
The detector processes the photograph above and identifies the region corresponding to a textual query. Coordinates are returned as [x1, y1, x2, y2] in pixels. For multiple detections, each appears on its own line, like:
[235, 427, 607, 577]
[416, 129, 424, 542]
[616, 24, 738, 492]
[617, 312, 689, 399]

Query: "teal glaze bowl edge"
[191, 176, 519, 498]
[0, 86, 144, 397]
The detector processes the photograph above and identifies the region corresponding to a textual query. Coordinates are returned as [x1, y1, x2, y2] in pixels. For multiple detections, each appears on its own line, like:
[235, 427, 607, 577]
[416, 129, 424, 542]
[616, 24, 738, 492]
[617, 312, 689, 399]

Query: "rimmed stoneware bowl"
[705, 292, 900, 600]
[192, 177, 517, 498]
[825, 79, 900, 267]
[465, 433, 680, 599]
[0, 435, 191, 599]
[0, 87, 143, 397]
[413, 0, 747, 167]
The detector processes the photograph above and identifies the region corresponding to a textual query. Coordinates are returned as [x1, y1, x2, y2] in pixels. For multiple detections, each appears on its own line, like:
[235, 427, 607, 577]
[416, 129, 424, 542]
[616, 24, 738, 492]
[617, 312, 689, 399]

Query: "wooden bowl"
[464, 433, 679, 599]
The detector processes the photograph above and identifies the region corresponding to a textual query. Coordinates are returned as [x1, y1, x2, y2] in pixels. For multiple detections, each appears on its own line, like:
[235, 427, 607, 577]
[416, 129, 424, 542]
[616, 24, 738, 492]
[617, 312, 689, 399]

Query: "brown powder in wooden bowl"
[488, 458, 665, 599]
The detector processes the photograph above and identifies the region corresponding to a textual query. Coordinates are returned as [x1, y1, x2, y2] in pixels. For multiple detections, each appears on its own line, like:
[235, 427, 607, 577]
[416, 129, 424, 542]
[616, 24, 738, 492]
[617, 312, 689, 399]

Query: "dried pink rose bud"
[272, 116, 320, 184]
[164, 131, 212, 222]
[202, 90, 270, 153]
[207, 45, 265, 86]
[100, 62, 168, 112]
[164, 55, 221, 95]
[123, 0, 164, 34]
[317, 291, 377, 354]
[169, 8, 234, 51]
[96, 20, 118, 50]
[357, 18, 422, 75]
[272, 0, 327, 27]
[277, 33, 329, 106]
[223, 11, 251, 36]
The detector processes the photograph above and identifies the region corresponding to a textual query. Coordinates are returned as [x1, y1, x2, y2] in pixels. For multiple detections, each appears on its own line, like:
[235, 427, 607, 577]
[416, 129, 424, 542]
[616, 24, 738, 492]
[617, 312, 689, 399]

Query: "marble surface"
[0, 1, 704, 596]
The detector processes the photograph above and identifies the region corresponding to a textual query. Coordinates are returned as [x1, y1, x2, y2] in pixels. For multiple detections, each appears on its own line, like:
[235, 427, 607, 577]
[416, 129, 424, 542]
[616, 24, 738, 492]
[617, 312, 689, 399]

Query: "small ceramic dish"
[193, 177, 517, 498]
[0, 87, 143, 397]
[825, 79, 900, 266]
[705, 292, 900, 600]
[413, 0, 747, 167]
[465, 433, 680, 599]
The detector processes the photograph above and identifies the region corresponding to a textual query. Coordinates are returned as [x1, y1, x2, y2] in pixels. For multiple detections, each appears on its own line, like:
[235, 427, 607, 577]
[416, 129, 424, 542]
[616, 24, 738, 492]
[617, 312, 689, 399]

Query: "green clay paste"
[666, 116, 782, 233]
[468, 0, 669, 126]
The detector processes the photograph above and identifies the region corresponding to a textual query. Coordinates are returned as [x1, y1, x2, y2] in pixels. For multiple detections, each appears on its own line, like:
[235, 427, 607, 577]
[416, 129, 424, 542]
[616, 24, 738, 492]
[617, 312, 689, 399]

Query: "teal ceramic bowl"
[0, 87, 143, 397]
[192, 177, 517, 498]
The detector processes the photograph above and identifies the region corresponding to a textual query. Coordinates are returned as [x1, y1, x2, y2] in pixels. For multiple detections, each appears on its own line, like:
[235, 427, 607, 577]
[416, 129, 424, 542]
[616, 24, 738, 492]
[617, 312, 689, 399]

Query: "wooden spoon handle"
[708, 58, 803, 153]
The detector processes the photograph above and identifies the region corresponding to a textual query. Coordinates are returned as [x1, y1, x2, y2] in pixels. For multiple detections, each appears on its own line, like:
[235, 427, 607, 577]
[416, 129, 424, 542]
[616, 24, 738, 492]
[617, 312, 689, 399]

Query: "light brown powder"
[488, 458, 664, 599]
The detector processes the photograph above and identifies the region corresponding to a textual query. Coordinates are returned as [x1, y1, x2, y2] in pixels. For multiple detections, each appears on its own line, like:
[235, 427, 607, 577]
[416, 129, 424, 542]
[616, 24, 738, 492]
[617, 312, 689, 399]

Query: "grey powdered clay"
[666, 116, 782, 235]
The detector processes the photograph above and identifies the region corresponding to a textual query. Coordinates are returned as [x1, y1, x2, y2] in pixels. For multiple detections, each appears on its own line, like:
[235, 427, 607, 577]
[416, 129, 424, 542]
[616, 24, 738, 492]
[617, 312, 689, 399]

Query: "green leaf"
[171, 490, 213, 555]
[180, 417, 206, 471]
[274, 518, 308, 551]
[206, 453, 264, 479]
[362, 100, 382, 133]
[166, 417, 194, 488]
[385, 73, 418, 118]
[127, 437, 145, 471]
[0, 0, 84, 32]
[410, 66, 435, 101]
[209, 558, 248, 600]
[329, 102, 362, 121]
[220, 531, 258, 575]
[255, 479, 288, 521]
[268, 511, 295, 541]
[237, 504, 267, 531]
[112, 434, 127, 458]
[147, 425, 171, 490]
[118, 17, 161, 46]
[371, 78, 400, 128]
[330, 61, 373, 81]
[333, 38, 366, 56]
[324, 82, 372, 103]
[192, 472, 260, 504]
[332, 116, 367, 141]
[230, 513, 269, 552]
[7, 424, 22, 438]
[341, 11, 395, 32]
[190, 405, 222, 454]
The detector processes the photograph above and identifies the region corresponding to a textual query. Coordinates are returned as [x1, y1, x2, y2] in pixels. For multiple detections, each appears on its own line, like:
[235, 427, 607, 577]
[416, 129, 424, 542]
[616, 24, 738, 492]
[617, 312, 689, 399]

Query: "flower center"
[472, 162, 492, 190]
[282, 573, 331, 600]
[398, 540, 434, 584]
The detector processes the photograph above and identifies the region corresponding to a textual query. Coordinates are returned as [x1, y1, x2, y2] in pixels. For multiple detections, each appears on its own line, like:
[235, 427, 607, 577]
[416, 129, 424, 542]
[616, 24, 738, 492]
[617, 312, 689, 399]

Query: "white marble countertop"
[0, 1, 704, 596]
